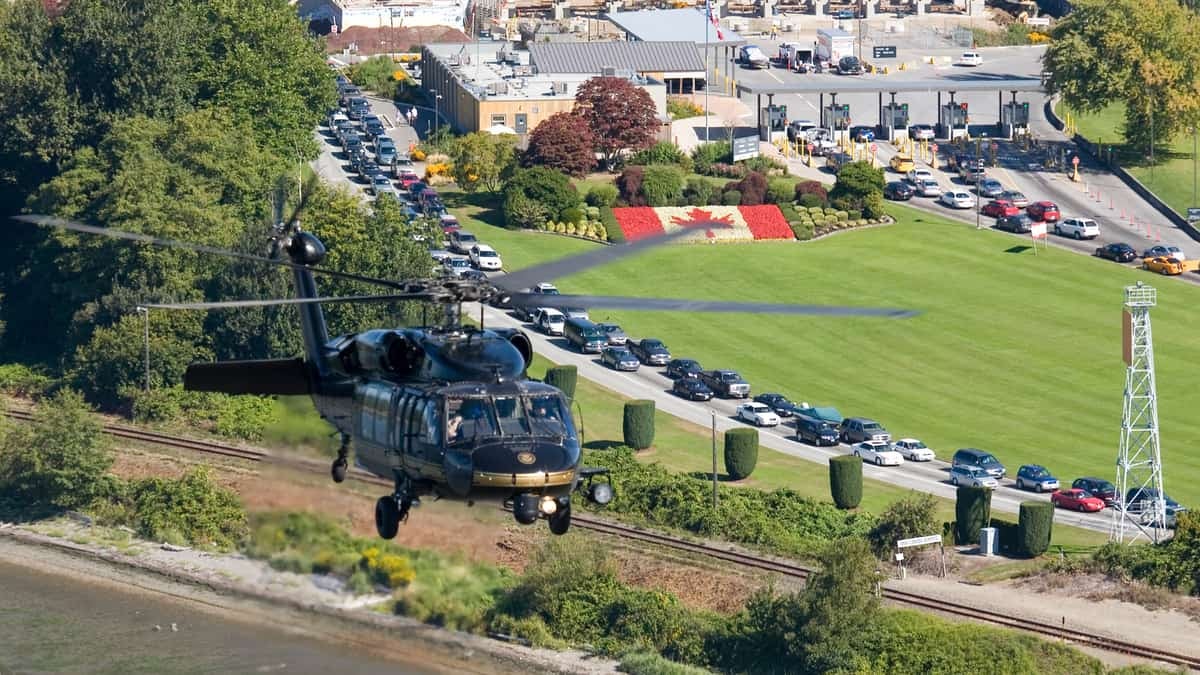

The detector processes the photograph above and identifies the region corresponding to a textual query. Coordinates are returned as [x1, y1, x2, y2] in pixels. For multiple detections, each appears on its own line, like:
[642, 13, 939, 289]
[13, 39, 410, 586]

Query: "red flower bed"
[739, 205, 795, 240]
[613, 207, 665, 242]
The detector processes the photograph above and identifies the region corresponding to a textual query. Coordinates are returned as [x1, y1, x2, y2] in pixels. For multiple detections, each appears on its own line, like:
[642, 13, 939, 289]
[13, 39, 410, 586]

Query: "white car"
[892, 438, 935, 462]
[1055, 217, 1100, 240]
[916, 178, 941, 197]
[906, 168, 934, 185]
[469, 244, 503, 271]
[740, 45, 770, 69]
[959, 51, 983, 67]
[940, 190, 976, 209]
[736, 402, 781, 427]
[533, 308, 565, 335]
[853, 440, 904, 467]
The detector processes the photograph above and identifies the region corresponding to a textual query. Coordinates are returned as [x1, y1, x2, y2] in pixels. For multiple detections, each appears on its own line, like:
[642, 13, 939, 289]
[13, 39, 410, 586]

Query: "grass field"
[1058, 101, 1200, 216]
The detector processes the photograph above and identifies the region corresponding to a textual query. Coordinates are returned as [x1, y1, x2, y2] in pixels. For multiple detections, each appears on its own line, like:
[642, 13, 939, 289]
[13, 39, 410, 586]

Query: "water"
[0, 557, 441, 675]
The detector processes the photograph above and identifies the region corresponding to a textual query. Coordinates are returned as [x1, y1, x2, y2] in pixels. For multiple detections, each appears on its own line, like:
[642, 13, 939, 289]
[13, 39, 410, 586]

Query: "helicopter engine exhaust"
[487, 328, 533, 370]
[344, 330, 423, 376]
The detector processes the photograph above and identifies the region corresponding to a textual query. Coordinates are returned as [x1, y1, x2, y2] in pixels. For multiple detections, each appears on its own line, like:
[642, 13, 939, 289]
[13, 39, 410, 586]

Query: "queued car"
[397, 171, 422, 190]
[1095, 242, 1137, 263]
[891, 438, 935, 462]
[995, 214, 1034, 233]
[459, 269, 488, 282]
[700, 370, 751, 398]
[448, 230, 479, 254]
[951, 153, 984, 171]
[369, 174, 397, 198]
[959, 165, 986, 184]
[981, 199, 1020, 218]
[952, 448, 1007, 478]
[948, 465, 999, 488]
[532, 308, 566, 335]
[468, 244, 503, 271]
[1051, 488, 1106, 512]
[915, 178, 941, 197]
[1055, 217, 1100, 240]
[513, 283, 558, 320]
[737, 402, 781, 427]
[1143, 245, 1185, 260]
[906, 167, 934, 184]
[826, 151, 854, 172]
[839, 417, 891, 444]
[1072, 477, 1118, 506]
[890, 154, 915, 174]
[999, 190, 1029, 208]
[787, 119, 819, 142]
[630, 339, 671, 366]
[853, 440, 904, 466]
[754, 393, 797, 417]
[794, 404, 843, 426]
[601, 346, 641, 371]
[940, 190, 976, 209]
[1026, 201, 1061, 222]
[1015, 464, 1060, 493]
[441, 256, 472, 277]
[1125, 488, 1187, 528]
[377, 144, 398, 167]
[850, 125, 876, 143]
[837, 55, 865, 75]
[1143, 256, 1185, 275]
[795, 415, 839, 446]
[884, 181, 915, 201]
[596, 323, 629, 345]
[976, 178, 1005, 199]
[672, 377, 714, 401]
[908, 124, 935, 141]
[666, 358, 704, 379]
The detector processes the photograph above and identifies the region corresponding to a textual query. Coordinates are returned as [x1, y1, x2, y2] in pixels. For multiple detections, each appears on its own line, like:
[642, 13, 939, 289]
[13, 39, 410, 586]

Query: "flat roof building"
[303, 0, 469, 31]
[605, 8, 746, 46]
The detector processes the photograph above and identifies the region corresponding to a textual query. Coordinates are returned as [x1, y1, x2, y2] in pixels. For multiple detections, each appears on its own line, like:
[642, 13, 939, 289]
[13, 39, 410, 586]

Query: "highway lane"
[471, 298, 1112, 534]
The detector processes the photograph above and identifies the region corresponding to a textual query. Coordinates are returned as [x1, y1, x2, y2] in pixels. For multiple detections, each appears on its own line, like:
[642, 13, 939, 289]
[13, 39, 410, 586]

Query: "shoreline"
[0, 525, 618, 675]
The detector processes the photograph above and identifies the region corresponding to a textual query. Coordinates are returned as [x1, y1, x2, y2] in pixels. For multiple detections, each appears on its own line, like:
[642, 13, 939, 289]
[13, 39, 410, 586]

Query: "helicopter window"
[527, 395, 570, 437]
[446, 397, 498, 445]
[493, 396, 530, 436]
[421, 398, 440, 446]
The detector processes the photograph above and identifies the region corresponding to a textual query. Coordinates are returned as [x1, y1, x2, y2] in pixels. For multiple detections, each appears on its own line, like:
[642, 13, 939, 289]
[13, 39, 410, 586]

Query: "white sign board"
[732, 135, 760, 162]
[896, 534, 942, 548]
[1031, 222, 1048, 239]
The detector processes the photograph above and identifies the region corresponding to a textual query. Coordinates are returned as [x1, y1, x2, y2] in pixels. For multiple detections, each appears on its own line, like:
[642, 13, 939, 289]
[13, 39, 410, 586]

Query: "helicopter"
[15, 208, 917, 539]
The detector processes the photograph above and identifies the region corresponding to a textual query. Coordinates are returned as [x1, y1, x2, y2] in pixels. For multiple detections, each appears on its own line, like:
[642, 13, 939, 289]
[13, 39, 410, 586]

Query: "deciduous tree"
[523, 112, 596, 177]
[574, 77, 660, 170]
[449, 132, 518, 193]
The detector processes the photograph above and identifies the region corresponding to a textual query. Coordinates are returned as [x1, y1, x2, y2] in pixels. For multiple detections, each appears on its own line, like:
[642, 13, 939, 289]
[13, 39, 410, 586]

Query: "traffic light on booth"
[960, 103, 968, 111]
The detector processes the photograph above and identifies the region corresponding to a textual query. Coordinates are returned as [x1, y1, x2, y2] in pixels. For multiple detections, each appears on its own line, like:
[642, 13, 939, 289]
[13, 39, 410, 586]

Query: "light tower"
[1112, 282, 1169, 544]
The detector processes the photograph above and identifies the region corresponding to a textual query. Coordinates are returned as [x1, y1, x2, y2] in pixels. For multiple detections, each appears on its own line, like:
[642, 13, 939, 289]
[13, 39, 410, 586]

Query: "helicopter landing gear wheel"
[375, 496, 400, 539]
[331, 435, 350, 483]
[548, 506, 571, 535]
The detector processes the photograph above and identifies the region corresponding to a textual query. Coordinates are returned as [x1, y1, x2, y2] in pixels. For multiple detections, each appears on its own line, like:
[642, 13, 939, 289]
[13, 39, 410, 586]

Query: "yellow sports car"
[889, 153, 914, 173]
[1143, 256, 1184, 275]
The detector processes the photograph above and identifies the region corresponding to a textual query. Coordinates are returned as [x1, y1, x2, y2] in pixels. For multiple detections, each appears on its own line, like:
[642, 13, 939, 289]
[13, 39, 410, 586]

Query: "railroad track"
[5, 408, 1196, 670]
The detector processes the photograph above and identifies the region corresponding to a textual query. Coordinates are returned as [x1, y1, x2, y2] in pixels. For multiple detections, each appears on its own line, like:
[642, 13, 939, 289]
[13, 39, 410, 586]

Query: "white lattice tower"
[1112, 282, 1169, 544]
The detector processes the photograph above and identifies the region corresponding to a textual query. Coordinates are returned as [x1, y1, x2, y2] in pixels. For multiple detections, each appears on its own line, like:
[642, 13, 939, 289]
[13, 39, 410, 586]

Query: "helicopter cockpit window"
[446, 397, 498, 445]
[493, 396, 530, 436]
[527, 395, 570, 437]
[421, 399, 440, 445]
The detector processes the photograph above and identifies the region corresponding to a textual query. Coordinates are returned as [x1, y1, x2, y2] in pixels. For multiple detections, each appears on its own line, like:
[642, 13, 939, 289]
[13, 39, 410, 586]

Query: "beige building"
[421, 41, 679, 136]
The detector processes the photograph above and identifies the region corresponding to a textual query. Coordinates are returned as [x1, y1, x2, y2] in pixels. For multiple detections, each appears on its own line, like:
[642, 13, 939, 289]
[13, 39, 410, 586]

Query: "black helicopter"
[16, 210, 916, 539]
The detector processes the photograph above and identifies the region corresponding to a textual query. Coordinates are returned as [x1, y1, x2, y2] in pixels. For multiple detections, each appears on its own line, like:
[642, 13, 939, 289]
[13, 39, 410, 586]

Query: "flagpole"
[704, 3, 710, 144]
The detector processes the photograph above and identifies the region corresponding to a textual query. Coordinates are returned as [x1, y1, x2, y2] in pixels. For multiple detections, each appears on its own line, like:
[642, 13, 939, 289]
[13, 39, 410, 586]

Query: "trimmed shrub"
[600, 206, 623, 243]
[725, 172, 768, 206]
[990, 518, 1020, 555]
[640, 165, 686, 207]
[722, 189, 742, 206]
[561, 206, 584, 224]
[795, 180, 829, 204]
[829, 455, 863, 509]
[723, 428, 759, 480]
[1018, 501, 1054, 557]
[766, 178, 795, 205]
[691, 141, 731, 173]
[741, 154, 787, 176]
[544, 365, 578, 401]
[616, 166, 646, 206]
[683, 177, 714, 206]
[955, 486, 992, 545]
[630, 141, 693, 173]
[622, 400, 655, 450]
[586, 184, 618, 208]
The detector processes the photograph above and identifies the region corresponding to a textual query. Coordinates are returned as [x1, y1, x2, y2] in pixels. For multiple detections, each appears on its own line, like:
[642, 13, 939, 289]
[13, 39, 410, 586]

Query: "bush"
[789, 220, 814, 241]
[586, 184, 618, 208]
[725, 172, 768, 206]
[640, 165, 686, 207]
[503, 167, 579, 228]
[503, 192, 550, 230]
[721, 189, 742, 206]
[723, 428, 758, 480]
[127, 467, 248, 549]
[600, 206, 624, 243]
[130, 387, 183, 424]
[691, 141, 731, 173]
[213, 395, 276, 441]
[990, 518, 1021, 555]
[863, 191, 887, 220]
[766, 178, 795, 205]
[830, 161, 885, 216]
[683, 177, 714, 206]
[1018, 501, 1054, 557]
[740, 155, 787, 176]
[867, 493, 938, 558]
[666, 97, 704, 121]
[630, 141, 694, 173]
[829, 455, 863, 509]
[543, 365, 578, 401]
[616, 166, 646, 206]
[0, 363, 56, 399]
[561, 206, 584, 224]
[623, 400, 655, 450]
[795, 180, 829, 203]
[955, 486, 992, 545]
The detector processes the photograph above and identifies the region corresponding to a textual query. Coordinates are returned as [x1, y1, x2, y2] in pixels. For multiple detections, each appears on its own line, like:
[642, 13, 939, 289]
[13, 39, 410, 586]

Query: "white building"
[303, 0, 469, 31]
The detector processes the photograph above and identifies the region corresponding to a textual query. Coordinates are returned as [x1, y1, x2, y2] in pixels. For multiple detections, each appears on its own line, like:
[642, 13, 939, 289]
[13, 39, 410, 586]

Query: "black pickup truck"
[699, 370, 750, 398]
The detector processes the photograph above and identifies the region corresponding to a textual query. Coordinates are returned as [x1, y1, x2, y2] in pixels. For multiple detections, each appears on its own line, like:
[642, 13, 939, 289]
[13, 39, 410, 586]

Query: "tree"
[830, 160, 885, 213]
[724, 428, 758, 480]
[955, 486, 992, 545]
[622, 400, 655, 450]
[1044, 0, 1200, 155]
[829, 455, 863, 509]
[1018, 501, 1054, 557]
[450, 132, 518, 193]
[502, 167, 578, 228]
[867, 492, 938, 558]
[796, 538, 880, 673]
[524, 112, 596, 177]
[544, 365, 577, 401]
[574, 76, 660, 170]
[0, 389, 113, 510]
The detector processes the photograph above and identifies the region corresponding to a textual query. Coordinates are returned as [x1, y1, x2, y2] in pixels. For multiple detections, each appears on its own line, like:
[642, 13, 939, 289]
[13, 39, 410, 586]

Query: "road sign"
[807, 143, 815, 152]
[896, 534, 942, 549]
[1188, 207, 1200, 223]
[1031, 222, 1048, 239]
[732, 134, 759, 162]
[1072, 156, 1080, 166]
[872, 45, 898, 59]
[870, 143, 878, 153]
[931, 143, 939, 152]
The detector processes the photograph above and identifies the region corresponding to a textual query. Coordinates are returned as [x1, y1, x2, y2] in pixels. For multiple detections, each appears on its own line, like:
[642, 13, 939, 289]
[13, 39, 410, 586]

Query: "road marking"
[764, 68, 783, 84]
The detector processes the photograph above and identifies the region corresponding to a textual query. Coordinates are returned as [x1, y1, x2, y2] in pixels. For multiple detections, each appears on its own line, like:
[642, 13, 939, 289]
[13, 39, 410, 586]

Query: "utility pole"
[711, 411, 719, 508]
[137, 306, 150, 391]
[975, 134, 983, 230]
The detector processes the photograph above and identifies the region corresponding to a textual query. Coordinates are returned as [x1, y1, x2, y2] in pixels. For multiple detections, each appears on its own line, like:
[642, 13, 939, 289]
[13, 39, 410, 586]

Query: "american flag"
[705, 0, 724, 41]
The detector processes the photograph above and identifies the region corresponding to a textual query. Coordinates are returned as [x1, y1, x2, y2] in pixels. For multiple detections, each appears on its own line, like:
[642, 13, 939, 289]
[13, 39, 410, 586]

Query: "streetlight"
[431, 93, 443, 138]
[975, 133, 985, 230]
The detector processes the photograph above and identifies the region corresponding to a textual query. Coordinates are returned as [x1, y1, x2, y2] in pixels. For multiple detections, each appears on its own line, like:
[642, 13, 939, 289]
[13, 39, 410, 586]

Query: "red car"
[981, 199, 1020, 218]
[398, 171, 422, 189]
[1027, 201, 1061, 222]
[1051, 488, 1106, 512]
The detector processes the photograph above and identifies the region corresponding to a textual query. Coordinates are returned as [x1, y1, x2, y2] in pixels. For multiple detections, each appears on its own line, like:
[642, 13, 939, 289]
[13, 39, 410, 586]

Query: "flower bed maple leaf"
[612, 207, 665, 241]
[739, 205, 795, 240]
[668, 207, 738, 239]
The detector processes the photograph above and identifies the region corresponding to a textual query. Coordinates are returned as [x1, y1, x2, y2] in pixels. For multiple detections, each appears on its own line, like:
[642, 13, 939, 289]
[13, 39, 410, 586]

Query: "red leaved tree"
[523, 112, 596, 177]
[574, 76, 660, 170]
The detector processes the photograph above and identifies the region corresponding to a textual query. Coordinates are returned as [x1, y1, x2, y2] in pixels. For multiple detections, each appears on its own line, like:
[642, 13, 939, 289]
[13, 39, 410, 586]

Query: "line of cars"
[429, 229, 504, 278]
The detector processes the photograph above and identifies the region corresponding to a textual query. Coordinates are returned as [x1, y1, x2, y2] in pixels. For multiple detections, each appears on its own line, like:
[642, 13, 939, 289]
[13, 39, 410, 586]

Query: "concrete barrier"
[1042, 98, 1200, 243]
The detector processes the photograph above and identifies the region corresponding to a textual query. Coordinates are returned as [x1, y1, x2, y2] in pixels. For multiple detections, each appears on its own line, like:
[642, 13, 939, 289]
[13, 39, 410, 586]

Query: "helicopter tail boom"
[184, 358, 311, 396]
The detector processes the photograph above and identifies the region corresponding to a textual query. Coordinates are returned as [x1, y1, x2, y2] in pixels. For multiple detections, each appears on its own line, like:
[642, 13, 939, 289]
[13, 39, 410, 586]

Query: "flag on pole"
[705, 0, 724, 40]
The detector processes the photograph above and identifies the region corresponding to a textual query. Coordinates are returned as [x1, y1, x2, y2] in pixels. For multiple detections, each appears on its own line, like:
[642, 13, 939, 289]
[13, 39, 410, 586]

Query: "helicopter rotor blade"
[141, 293, 433, 311]
[13, 215, 405, 290]
[502, 292, 919, 318]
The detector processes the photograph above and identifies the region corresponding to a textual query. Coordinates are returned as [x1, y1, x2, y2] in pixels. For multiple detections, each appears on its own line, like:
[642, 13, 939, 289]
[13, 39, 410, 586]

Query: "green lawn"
[1058, 101, 1200, 216]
